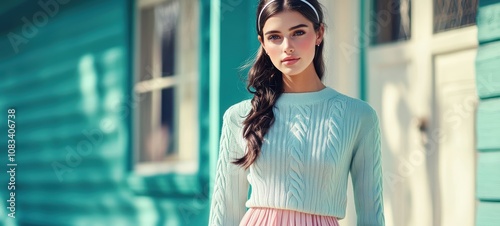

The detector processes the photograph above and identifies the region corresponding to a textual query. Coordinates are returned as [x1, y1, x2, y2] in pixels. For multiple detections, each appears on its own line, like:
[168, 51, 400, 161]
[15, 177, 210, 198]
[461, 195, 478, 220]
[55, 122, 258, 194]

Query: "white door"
[366, 0, 478, 225]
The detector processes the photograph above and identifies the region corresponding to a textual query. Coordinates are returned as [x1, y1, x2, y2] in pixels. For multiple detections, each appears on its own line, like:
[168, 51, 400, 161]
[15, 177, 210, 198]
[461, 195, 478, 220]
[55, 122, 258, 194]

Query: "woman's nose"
[283, 38, 294, 54]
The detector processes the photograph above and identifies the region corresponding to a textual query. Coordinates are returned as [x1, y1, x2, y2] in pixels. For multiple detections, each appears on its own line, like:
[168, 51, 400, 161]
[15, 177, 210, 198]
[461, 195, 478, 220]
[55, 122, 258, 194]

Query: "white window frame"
[133, 0, 199, 176]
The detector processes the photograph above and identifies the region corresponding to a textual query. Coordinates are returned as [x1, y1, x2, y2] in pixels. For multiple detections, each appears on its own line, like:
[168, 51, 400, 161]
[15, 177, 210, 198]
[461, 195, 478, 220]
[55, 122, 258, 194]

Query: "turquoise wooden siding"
[198, 0, 212, 186]
[476, 0, 500, 225]
[477, 0, 500, 44]
[0, 0, 137, 225]
[0, 0, 258, 225]
[476, 42, 500, 98]
[208, 0, 257, 194]
[477, 151, 500, 200]
[476, 99, 500, 150]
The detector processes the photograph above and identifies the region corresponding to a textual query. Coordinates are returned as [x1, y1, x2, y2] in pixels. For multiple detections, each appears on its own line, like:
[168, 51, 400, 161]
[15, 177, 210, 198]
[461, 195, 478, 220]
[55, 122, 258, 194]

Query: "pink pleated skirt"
[239, 207, 339, 226]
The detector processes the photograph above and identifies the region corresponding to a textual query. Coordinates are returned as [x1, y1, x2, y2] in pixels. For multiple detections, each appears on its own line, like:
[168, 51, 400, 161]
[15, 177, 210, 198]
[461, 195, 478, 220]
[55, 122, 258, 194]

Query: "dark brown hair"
[233, 0, 325, 169]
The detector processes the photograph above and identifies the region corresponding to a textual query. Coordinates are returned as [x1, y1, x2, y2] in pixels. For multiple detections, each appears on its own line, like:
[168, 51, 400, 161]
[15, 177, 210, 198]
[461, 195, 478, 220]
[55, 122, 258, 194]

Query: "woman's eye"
[294, 30, 305, 36]
[268, 35, 280, 40]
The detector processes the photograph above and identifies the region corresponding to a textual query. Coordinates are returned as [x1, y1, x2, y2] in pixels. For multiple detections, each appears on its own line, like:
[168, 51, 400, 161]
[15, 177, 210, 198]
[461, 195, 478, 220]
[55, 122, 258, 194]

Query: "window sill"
[127, 160, 204, 197]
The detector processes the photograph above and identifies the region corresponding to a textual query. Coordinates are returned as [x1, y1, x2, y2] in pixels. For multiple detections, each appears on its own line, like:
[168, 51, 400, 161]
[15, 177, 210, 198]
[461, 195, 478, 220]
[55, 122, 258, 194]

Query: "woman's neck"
[282, 63, 325, 93]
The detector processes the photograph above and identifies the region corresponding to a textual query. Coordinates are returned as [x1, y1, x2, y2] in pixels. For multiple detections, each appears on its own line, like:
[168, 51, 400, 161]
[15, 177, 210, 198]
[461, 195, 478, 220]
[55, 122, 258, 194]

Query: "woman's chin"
[278, 67, 304, 77]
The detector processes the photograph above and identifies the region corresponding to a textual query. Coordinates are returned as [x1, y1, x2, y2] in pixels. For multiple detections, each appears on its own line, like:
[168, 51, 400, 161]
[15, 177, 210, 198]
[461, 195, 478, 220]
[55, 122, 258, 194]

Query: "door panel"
[434, 49, 477, 226]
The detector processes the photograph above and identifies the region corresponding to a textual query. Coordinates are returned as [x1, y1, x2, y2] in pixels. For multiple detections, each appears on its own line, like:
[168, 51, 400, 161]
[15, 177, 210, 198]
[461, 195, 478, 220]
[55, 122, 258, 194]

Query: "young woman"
[209, 0, 385, 225]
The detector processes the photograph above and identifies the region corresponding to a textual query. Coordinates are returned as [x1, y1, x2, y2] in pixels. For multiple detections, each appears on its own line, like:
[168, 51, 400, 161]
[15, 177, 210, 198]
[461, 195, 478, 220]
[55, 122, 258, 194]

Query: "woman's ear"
[316, 23, 325, 45]
[258, 35, 266, 53]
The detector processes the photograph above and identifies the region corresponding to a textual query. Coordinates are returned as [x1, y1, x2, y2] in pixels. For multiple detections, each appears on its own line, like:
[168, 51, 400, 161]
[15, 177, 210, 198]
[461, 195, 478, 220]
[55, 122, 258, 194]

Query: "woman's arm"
[208, 107, 249, 226]
[350, 111, 385, 226]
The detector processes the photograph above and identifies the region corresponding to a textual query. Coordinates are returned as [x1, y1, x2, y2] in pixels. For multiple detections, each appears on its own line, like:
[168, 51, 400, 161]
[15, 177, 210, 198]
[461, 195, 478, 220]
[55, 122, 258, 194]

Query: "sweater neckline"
[276, 86, 338, 106]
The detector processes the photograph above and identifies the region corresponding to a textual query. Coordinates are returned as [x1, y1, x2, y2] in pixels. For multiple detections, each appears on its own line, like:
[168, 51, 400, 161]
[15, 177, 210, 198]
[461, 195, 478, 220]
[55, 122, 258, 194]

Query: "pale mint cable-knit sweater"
[209, 87, 385, 226]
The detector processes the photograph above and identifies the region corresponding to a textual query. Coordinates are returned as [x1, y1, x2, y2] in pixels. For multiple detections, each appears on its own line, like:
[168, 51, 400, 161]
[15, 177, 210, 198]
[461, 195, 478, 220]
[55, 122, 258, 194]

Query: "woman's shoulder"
[223, 99, 252, 125]
[332, 91, 378, 124]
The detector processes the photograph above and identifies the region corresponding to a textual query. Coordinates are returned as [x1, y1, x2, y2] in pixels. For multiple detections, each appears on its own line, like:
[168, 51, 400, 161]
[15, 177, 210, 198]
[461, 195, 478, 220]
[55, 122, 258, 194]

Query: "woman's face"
[259, 10, 322, 77]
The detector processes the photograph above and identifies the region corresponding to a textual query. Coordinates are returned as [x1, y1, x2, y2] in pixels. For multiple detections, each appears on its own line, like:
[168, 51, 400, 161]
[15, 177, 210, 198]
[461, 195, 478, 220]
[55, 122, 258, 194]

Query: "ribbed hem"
[275, 87, 339, 106]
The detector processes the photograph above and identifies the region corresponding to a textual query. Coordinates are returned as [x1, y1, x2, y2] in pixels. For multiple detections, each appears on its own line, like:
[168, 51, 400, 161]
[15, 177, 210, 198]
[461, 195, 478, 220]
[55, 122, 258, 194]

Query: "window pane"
[433, 0, 478, 33]
[138, 92, 153, 163]
[160, 87, 176, 157]
[371, 0, 411, 45]
[138, 88, 176, 163]
[138, 7, 155, 82]
[156, 1, 178, 77]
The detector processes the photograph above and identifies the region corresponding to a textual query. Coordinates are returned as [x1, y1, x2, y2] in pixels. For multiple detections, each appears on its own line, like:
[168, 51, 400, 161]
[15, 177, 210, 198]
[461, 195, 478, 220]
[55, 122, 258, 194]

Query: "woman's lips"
[282, 58, 300, 66]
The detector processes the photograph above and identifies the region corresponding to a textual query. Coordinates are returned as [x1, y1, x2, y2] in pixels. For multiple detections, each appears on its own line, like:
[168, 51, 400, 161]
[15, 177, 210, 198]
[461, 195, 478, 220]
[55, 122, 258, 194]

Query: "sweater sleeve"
[208, 108, 249, 226]
[349, 112, 385, 226]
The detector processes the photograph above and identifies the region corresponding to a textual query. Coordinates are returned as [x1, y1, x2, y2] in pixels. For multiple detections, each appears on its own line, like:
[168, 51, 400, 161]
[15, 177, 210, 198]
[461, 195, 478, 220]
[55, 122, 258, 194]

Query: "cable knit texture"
[208, 87, 385, 226]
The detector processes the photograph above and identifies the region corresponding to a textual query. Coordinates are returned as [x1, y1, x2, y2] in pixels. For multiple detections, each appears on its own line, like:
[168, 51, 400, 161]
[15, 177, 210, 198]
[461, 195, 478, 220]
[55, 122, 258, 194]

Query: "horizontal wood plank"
[475, 41, 500, 99]
[477, 151, 500, 201]
[477, 201, 500, 226]
[477, 98, 500, 151]
[477, 2, 500, 44]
